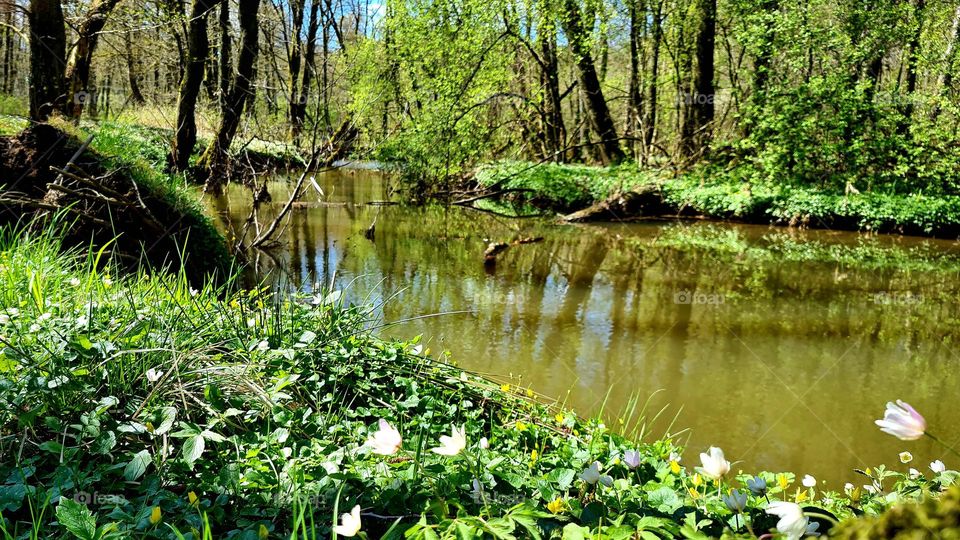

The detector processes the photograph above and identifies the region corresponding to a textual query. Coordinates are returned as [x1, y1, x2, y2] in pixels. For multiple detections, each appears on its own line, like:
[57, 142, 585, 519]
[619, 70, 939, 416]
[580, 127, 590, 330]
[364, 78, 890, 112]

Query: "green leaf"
[154, 407, 177, 435]
[561, 524, 590, 540]
[56, 499, 96, 540]
[182, 434, 205, 465]
[123, 449, 152, 481]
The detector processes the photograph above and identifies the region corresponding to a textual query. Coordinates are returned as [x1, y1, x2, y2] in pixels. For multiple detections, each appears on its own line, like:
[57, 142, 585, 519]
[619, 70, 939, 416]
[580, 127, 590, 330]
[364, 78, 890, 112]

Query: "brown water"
[208, 168, 960, 487]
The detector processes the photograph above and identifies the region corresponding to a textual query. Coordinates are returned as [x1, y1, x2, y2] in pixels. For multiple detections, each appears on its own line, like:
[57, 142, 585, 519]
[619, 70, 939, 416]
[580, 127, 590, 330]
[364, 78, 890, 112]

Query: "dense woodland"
[7, 0, 960, 192]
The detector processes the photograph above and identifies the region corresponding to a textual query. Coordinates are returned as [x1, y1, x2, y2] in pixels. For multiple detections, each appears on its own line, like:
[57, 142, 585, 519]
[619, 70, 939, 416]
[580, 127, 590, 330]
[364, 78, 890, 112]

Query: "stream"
[208, 167, 960, 487]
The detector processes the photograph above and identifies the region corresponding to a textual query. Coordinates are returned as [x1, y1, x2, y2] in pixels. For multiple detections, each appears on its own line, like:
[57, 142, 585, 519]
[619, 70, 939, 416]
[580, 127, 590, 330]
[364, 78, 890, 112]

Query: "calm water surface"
[208, 168, 960, 486]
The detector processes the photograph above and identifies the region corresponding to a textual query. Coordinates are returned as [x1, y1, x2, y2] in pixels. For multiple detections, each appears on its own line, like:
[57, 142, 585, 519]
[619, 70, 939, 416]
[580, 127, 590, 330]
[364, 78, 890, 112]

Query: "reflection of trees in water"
[212, 178, 960, 481]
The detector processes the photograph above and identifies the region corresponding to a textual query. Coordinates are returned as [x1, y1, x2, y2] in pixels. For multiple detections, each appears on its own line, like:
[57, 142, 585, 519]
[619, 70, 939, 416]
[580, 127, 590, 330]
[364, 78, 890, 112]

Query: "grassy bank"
[0, 226, 957, 538]
[476, 162, 960, 237]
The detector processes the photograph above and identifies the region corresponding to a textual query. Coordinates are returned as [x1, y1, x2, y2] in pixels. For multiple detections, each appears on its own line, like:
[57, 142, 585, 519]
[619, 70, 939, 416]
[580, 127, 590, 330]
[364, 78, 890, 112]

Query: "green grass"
[477, 161, 960, 236]
[0, 225, 957, 539]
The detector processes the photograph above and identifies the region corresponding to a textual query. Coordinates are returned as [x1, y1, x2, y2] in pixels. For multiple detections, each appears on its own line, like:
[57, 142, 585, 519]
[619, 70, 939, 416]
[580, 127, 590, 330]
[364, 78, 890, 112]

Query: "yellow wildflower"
[547, 498, 565, 514]
[531, 449, 539, 462]
[516, 421, 527, 431]
[670, 460, 682, 474]
[149, 506, 162, 525]
[526, 388, 534, 397]
[794, 488, 808, 503]
[691, 473, 703, 487]
[145, 421, 155, 433]
[555, 413, 564, 424]
[258, 524, 269, 539]
[187, 491, 198, 506]
[777, 473, 789, 491]
[500, 384, 511, 392]
[688, 487, 700, 499]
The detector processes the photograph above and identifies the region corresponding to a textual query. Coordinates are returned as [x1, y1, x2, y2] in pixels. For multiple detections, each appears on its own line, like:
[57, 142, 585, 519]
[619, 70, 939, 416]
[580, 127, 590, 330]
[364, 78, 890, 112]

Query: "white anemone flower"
[333, 505, 362, 537]
[696, 446, 730, 480]
[765, 501, 808, 540]
[875, 400, 926, 440]
[802, 475, 816, 488]
[145, 368, 164, 383]
[432, 425, 466, 456]
[367, 419, 402, 455]
[579, 461, 602, 484]
[931, 460, 946, 473]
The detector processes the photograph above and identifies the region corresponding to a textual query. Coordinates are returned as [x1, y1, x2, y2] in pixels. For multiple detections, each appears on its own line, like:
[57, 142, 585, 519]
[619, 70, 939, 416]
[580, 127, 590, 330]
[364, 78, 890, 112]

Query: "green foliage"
[478, 161, 960, 235]
[831, 485, 960, 539]
[350, 0, 512, 188]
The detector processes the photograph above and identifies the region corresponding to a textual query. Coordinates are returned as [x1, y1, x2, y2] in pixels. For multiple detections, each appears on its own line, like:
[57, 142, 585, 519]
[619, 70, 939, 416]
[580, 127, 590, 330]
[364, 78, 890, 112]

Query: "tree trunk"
[680, 0, 716, 158]
[170, 0, 222, 172]
[218, 0, 231, 109]
[295, 1, 321, 136]
[931, 4, 960, 122]
[539, 21, 565, 160]
[625, 0, 642, 157]
[643, 0, 662, 161]
[28, 0, 68, 120]
[560, 0, 623, 164]
[65, 0, 122, 119]
[321, 1, 331, 129]
[1, 8, 12, 94]
[125, 31, 146, 104]
[899, 0, 925, 130]
[200, 0, 261, 193]
[287, 0, 305, 135]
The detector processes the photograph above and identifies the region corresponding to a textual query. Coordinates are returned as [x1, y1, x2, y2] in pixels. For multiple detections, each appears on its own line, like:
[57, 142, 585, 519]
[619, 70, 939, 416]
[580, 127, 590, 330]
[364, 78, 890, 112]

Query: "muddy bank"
[0, 124, 231, 283]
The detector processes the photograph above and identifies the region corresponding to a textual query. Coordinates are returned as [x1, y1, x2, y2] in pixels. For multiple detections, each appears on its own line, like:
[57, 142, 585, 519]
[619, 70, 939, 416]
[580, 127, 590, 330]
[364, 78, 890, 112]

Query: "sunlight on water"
[210, 168, 960, 486]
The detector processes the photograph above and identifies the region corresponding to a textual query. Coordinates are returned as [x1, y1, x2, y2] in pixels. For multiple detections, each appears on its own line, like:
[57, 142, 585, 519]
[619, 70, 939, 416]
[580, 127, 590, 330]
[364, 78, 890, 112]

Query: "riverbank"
[475, 162, 960, 238]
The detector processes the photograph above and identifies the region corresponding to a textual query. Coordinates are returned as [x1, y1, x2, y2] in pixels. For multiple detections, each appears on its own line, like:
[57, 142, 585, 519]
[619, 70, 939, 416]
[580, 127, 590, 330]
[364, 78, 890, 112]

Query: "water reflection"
[210, 169, 960, 486]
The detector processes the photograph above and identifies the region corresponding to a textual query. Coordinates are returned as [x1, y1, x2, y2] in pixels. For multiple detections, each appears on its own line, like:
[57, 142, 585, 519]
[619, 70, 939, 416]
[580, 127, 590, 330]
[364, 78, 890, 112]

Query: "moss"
[832, 486, 960, 539]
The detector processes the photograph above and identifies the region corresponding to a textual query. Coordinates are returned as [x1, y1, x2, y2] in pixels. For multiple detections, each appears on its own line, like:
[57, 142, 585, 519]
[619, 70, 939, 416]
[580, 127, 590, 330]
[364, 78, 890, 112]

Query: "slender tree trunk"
[28, 0, 68, 120]
[931, 4, 960, 122]
[560, 0, 623, 164]
[219, 0, 232, 109]
[66, 0, 122, 118]
[625, 0, 642, 158]
[681, 0, 716, 157]
[200, 0, 261, 193]
[643, 0, 662, 160]
[899, 0, 924, 130]
[539, 21, 565, 160]
[288, 0, 305, 135]
[125, 31, 146, 104]
[170, 0, 222, 172]
[1, 9, 11, 94]
[321, 0, 331, 129]
[293, 1, 321, 136]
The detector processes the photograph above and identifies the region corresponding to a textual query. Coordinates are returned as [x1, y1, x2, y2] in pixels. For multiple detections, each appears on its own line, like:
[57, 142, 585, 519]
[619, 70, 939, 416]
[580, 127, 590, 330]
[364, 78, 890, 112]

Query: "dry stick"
[0, 197, 111, 227]
[44, 183, 137, 208]
[49, 167, 126, 200]
[251, 167, 311, 248]
[50, 135, 96, 188]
